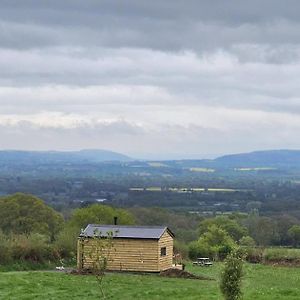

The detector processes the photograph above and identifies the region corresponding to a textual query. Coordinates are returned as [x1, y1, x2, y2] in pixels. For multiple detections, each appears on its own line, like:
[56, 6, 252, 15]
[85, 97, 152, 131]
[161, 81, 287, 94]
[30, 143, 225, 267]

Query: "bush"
[188, 241, 216, 260]
[10, 233, 58, 263]
[243, 247, 263, 264]
[173, 240, 189, 260]
[189, 225, 236, 261]
[0, 230, 12, 264]
[218, 244, 234, 261]
[220, 251, 244, 300]
[54, 226, 79, 258]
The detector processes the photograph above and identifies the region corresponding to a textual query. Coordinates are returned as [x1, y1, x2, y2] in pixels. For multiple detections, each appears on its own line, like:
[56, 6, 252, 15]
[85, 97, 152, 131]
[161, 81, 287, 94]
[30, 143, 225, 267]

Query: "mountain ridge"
[0, 149, 299, 167]
[0, 149, 132, 163]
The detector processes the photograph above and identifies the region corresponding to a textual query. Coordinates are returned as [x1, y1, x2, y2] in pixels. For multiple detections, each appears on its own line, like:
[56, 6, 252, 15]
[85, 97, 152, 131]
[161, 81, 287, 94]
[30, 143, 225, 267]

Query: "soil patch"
[264, 260, 300, 267]
[159, 268, 213, 280]
[70, 268, 97, 275]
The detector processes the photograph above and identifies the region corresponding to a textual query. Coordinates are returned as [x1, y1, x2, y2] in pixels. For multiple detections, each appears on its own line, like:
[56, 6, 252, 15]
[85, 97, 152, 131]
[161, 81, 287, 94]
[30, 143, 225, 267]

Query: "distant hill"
[141, 150, 300, 171]
[0, 149, 132, 164]
[214, 150, 300, 168]
[75, 149, 132, 162]
[1, 149, 300, 170]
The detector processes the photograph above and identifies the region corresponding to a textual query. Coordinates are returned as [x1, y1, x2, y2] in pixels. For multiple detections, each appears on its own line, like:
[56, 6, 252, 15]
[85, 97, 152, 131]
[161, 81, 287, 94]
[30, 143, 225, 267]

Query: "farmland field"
[1, 263, 300, 299]
[129, 187, 244, 193]
[234, 167, 277, 171]
[189, 168, 215, 173]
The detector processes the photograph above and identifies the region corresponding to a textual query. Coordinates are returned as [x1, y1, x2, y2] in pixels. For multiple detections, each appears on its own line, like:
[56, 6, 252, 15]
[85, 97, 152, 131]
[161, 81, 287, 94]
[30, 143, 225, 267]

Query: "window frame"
[160, 246, 167, 257]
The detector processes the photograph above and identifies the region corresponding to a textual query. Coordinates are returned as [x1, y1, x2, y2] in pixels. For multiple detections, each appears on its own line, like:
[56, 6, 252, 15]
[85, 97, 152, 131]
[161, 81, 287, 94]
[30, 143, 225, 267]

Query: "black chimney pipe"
[114, 216, 118, 225]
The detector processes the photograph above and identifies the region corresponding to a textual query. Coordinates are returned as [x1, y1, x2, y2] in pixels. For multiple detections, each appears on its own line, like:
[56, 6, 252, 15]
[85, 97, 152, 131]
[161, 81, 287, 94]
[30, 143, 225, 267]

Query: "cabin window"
[160, 247, 166, 256]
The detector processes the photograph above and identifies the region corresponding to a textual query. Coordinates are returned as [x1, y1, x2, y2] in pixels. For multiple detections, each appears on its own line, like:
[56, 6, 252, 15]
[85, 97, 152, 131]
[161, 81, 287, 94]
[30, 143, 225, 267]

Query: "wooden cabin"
[77, 224, 174, 272]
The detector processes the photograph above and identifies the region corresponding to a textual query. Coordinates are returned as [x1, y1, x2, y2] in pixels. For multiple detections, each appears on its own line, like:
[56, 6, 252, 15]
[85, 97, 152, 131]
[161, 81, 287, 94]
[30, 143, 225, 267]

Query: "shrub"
[173, 240, 189, 260]
[188, 241, 216, 260]
[220, 251, 244, 300]
[243, 247, 263, 263]
[0, 230, 12, 264]
[218, 244, 234, 261]
[10, 233, 57, 263]
[54, 226, 79, 258]
[189, 225, 236, 261]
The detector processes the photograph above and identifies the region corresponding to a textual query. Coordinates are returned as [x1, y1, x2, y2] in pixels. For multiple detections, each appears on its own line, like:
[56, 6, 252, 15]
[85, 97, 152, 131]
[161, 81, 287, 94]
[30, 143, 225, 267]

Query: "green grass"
[0, 258, 77, 272]
[1, 263, 300, 299]
[264, 247, 300, 261]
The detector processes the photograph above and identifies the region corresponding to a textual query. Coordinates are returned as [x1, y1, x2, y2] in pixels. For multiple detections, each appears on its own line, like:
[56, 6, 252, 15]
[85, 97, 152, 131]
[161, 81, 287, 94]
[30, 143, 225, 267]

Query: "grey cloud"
[1, 1, 300, 51]
[0, 1, 300, 155]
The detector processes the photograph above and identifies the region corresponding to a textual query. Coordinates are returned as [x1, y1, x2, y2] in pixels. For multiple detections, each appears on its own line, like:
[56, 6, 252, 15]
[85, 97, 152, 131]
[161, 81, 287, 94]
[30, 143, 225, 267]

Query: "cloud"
[0, 1, 300, 156]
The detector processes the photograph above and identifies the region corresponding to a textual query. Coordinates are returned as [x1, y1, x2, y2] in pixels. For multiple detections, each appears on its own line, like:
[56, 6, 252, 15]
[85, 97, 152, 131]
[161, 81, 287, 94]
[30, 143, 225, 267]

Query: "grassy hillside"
[1, 263, 300, 299]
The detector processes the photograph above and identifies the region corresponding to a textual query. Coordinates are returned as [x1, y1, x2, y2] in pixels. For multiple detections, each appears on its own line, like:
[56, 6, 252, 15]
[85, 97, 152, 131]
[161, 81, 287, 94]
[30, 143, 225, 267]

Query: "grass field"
[1, 263, 300, 299]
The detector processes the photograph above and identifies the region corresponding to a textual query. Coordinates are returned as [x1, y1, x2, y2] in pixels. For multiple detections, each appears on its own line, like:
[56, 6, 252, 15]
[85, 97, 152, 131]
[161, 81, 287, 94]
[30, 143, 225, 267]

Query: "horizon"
[0, 147, 299, 161]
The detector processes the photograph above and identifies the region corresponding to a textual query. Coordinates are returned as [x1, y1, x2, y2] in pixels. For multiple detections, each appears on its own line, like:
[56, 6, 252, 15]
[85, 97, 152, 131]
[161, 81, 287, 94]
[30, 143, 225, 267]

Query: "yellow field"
[234, 167, 276, 171]
[145, 187, 162, 191]
[148, 162, 168, 167]
[189, 167, 215, 172]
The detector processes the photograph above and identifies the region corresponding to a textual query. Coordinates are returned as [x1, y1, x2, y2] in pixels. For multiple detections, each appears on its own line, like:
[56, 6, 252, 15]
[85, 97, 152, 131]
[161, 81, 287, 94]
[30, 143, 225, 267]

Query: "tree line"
[1, 193, 300, 268]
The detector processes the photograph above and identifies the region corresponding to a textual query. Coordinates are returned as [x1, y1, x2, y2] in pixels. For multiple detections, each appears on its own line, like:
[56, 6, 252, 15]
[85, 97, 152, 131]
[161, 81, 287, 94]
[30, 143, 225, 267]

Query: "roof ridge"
[89, 224, 167, 228]
[80, 224, 174, 239]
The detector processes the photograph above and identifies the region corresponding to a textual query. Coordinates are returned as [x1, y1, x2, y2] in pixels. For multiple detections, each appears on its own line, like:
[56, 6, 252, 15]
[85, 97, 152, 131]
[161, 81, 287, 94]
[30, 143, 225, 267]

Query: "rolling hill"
[0, 149, 132, 164]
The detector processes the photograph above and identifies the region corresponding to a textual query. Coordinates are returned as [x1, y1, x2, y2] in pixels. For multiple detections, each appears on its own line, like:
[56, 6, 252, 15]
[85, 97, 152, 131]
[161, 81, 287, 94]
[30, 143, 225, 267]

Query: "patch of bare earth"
[159, 268, 213, 280]
[264, 260, 300, 267]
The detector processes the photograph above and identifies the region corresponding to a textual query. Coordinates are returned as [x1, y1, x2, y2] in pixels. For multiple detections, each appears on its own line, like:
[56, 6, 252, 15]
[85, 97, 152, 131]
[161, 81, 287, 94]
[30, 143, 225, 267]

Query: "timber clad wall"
[158, 231, 173, 271]
[77, 229, 174, 272]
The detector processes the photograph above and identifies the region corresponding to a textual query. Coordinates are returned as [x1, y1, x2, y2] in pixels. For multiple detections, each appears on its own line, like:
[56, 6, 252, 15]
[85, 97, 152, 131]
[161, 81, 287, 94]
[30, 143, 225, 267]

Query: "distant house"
[77, 224, 174, 272]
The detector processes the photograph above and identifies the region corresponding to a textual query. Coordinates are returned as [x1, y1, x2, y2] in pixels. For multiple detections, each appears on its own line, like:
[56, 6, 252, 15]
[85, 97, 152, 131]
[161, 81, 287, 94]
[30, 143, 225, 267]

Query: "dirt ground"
[159, 268, 213, 280]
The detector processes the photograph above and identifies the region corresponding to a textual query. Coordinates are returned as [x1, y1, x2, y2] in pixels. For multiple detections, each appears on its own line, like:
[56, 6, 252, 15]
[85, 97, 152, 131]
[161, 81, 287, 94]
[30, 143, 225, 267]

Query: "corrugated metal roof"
[79, 224, 174, 239]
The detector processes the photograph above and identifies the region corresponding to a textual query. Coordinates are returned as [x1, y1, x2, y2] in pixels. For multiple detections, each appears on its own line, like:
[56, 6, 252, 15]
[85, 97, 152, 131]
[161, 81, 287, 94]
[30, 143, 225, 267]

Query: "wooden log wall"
[158, 230, 173, 271]
[81, 238, 160, 272]
[77, 230, 174, 272]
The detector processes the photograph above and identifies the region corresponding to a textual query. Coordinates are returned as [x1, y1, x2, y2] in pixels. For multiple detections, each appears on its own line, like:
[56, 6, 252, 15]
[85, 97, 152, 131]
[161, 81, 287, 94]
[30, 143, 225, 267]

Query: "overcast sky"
[1, 1, 300, 159]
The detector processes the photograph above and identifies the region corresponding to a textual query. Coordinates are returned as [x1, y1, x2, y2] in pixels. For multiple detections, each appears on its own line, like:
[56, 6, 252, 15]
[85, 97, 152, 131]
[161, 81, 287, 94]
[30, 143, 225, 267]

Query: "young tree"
[220, 251, 244, 300]
[86, 229, 116, 299]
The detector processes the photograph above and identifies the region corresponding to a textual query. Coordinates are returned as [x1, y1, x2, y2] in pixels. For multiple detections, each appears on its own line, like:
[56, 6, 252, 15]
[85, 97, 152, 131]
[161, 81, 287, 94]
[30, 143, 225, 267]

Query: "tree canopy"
[288, 225, 300, 247]
[0, 193, 63, 240]
[68, 204, 135, 231]
[199, 216, 247, 242]
[189, 225, 236, 260]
